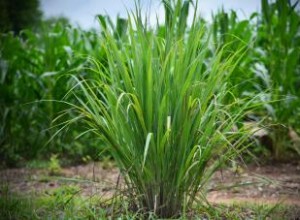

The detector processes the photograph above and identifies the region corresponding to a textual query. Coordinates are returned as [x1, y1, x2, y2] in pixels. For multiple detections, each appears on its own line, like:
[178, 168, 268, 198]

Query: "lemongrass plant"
[65, 1, 259, 217]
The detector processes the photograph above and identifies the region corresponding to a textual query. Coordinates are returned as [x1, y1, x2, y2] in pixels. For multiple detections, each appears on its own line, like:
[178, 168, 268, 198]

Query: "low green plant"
[61, 1, 263, 217]
[0, 189, 106, 220]
[48, 154, 62, 175]
[49, 185, 80, 209]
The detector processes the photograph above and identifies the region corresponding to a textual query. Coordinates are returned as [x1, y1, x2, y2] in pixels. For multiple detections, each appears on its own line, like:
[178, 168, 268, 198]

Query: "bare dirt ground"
[207, 162, 300, 207]
[1, 161, 300, 208]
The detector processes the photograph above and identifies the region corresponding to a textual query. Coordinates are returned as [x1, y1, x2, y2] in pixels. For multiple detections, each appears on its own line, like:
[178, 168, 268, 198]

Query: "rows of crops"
[0, 0, 300, 217]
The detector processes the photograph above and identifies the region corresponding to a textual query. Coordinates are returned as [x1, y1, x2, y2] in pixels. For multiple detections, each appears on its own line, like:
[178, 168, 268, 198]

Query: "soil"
[1, 161, 300, 209]
[207, 162, 300, 206]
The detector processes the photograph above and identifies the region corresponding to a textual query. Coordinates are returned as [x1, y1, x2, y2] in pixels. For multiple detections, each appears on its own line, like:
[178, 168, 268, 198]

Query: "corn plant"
[256, 0, 300, 159]
[212, 9, 259, 100]
[0, 20, 105, 165]
[64, 1, 261, 217]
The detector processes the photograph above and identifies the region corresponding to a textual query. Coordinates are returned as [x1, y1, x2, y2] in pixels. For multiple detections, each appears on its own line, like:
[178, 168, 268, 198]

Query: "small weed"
[82, 155, 92, 164]
[47, 185, 81, 210]
[48, 154, 62, 176]
[101, 156, 115, 170]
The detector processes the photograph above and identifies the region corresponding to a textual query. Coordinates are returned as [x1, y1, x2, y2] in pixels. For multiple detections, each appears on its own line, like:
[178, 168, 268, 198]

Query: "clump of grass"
[62, 1, 261, 218]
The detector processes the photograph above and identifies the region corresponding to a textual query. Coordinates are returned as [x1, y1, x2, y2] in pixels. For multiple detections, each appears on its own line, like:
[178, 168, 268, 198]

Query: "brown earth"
[207, 162, 300, 206]
[1, 161, 300, 208]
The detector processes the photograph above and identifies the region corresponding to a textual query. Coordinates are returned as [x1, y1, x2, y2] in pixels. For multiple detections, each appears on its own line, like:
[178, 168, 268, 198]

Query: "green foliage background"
[0, 0, 299, 167]
[0, 0, 42, 33]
